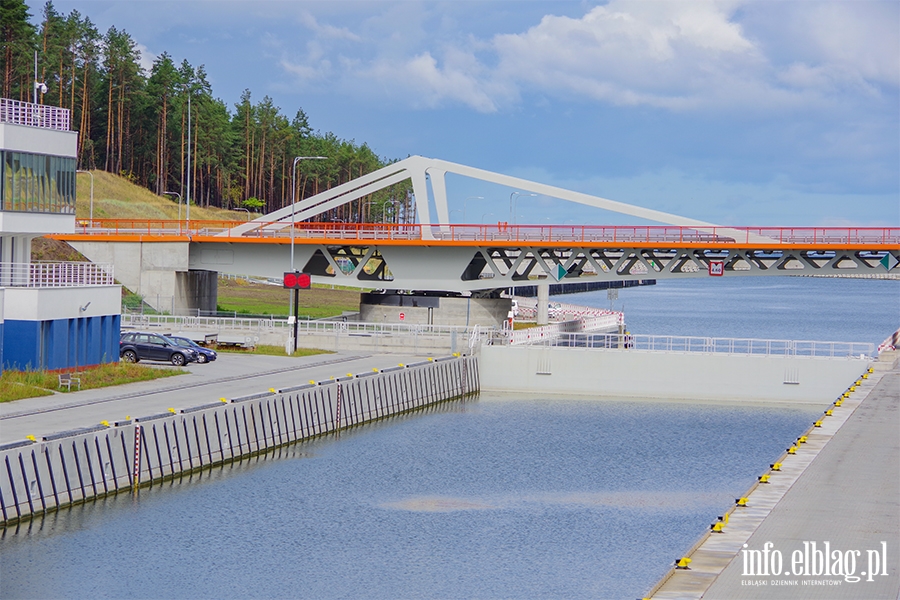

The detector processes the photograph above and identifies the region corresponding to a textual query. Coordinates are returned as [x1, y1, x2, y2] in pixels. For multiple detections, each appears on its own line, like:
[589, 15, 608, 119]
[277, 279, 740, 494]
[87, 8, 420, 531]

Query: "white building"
[0, 98, 120, 372]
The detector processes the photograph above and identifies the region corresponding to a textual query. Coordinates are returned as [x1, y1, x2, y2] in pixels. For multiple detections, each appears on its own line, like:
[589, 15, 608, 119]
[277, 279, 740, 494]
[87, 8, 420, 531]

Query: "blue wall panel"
[3, 315, 120, 371]
[3, 321, 41, 370]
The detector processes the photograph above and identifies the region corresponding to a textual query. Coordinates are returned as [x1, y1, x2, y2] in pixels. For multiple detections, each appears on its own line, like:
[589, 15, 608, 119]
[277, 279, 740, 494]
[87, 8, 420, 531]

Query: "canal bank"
[647, 354, 900, 599]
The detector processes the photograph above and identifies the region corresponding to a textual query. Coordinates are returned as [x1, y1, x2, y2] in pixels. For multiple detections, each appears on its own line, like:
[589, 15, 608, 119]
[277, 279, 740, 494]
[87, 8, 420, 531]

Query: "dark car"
[119, 332, 199, 366]
[169, 336, 217, 364]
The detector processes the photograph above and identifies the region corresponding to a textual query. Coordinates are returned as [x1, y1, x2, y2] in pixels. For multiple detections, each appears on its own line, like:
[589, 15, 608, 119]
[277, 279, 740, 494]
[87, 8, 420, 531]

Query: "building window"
[0, 150, 75, 214]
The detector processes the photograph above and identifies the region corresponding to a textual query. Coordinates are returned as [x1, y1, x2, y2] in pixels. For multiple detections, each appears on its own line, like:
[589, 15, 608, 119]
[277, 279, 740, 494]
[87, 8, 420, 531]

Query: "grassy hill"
[75, 170, 256, 221]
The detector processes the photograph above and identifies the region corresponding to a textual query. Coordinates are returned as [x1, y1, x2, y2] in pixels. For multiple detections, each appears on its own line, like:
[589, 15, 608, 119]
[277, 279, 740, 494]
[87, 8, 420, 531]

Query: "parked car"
[119, 332, 199, 366]
[168, 336, 217, 364]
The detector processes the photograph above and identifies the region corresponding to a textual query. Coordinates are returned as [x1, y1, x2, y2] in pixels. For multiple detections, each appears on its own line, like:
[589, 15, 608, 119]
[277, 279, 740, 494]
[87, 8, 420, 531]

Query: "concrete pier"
[648, 358, 899, 599]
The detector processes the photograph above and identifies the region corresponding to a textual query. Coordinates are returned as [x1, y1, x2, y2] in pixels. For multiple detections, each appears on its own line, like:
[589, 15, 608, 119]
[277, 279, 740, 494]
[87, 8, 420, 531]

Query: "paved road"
[0, 352, 423, 445]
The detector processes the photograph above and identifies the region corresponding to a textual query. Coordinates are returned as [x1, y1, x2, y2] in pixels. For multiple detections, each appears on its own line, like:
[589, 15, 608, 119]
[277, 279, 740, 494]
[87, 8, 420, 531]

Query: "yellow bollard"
[269, 388, 276, 393]
[825, 409, 833, 416]
[850, 386, 857, 392]
[771, 462, 782, 471]
[797, 436, 807, 444]
[26, 435, 36, 442]
[220, 398, 227, 403]
[100, 420, 109, 427]
[835, 399, 843, 407]
[862, 373, 869, 379]
[787, 445, 797, 454]
[736, 497, 748, 507]
[711, 521, 725, 533]
[759, 474, 770, 483]
[675, 557, 692, 569]
[814, 420, 823, 427]
[309, 380, 316, 385]
[168, 408, 176, 414]
[868, 367, 874, 373]
[855, 380, 862, 386]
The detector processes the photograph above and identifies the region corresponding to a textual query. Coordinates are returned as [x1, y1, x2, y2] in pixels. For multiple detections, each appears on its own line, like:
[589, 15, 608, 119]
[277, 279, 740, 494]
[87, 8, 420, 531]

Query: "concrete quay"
[0, 352, 423, 446]
[648, 357, 899, 599]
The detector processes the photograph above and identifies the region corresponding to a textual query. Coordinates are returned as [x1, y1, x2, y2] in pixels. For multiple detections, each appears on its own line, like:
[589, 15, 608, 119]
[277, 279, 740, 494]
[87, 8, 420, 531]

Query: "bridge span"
[55, 220, 899, 293]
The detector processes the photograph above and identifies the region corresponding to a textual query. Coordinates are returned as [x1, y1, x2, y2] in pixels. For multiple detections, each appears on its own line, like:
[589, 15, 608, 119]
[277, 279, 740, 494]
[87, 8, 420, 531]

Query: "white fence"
[0, 261, 115, 287]
[504, 331, 874, 359]
[0, 98, 71, 131]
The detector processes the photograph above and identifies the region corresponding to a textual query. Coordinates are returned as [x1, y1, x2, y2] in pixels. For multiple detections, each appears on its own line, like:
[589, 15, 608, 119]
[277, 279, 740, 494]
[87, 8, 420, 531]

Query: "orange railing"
[68, 219, 900, 247]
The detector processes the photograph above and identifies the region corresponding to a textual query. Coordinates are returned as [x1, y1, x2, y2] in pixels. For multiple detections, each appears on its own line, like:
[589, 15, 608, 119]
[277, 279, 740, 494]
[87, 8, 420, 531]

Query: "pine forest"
[0, 0, 412, 222]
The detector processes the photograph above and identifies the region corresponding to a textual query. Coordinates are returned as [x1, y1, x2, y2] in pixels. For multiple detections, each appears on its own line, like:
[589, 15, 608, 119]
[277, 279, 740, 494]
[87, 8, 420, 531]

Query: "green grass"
[0, 362, 186, 402]
[216, 345, 332, 358]
[216, 278, 360, 319]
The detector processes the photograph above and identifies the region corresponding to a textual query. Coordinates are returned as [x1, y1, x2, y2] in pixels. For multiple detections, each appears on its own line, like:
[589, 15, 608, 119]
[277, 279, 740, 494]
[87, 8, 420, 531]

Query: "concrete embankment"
[647, 355, 899, 599]
[480, 345, 869, 404]
[0, 355, 478, 526]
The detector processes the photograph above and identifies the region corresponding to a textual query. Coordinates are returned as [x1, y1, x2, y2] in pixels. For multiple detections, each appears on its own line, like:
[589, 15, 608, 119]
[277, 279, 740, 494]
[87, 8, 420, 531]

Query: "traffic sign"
[553, 264, 567, 281]
[881, 253, 899, 271]
[399, 312, 405, 321]
[708, 260, 725, 276]
[283, 271, 311, 289]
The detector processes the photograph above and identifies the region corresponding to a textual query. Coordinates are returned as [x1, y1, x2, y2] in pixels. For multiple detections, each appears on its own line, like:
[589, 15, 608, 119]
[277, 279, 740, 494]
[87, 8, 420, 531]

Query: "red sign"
[708, 261, 725, 276]
[399, 312, 405, 321]
[283, 271, 311, 289]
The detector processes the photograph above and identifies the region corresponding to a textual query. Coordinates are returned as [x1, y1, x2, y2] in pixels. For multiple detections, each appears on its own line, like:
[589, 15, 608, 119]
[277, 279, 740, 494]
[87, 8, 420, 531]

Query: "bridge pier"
[68, 240, 216, 314]
[536, 282, 550, 325]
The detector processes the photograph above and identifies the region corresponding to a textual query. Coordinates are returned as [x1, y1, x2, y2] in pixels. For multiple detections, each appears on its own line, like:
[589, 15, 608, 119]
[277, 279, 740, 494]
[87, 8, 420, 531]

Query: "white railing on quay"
[501, 331, 875, 359]
[508, 313, 622, 345]
[0, 261, 115, 287]
[121, 313, 495, 338]
[0, 98, 71, 131]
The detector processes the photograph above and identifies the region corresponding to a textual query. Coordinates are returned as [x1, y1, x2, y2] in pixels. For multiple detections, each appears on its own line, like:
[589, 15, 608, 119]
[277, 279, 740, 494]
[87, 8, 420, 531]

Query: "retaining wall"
[0, 355, 478, 526]
[480, 345, 869, 404]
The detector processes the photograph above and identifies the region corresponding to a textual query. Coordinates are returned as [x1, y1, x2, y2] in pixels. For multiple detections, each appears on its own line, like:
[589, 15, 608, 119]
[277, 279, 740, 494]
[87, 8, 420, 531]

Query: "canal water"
[1, 277, 897, 599]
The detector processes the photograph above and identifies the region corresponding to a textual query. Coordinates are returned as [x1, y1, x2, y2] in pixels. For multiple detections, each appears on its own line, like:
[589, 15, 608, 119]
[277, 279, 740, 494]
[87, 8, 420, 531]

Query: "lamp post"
[163, 191, 182, 221]
[463, 196, 483, 223]
[384, 199, 401, 224]
[77, 170, 93, 222]
[234, 207, 251, 221]
[509, 191, 537, 226]
[481, 212, 494, 223]
[290, 156, 328, 271]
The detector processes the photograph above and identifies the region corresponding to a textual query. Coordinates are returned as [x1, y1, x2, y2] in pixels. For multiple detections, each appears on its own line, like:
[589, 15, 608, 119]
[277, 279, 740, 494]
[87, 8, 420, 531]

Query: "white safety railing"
[0, 262, 115, 287]
[0, 98, 71, 131]
[502, 331, 874, 358]
[121, 313, 494, 338]
[508, 313, 622, 345]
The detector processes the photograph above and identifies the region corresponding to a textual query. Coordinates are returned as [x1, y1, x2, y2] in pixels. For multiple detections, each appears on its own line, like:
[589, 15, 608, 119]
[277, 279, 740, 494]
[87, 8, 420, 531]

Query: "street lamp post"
[163, 191, 182, 221]
[463, 196, 483, 223]
[77, 170, 93, 222]
[290, 156, 328, 271]
[481, 212, 494, 223]
[384, 199, 401, 224]
[509, 191, 537, 226]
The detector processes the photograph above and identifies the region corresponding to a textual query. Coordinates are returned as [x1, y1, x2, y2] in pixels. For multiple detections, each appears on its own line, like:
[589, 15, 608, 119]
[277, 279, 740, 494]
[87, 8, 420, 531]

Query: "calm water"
[1, 277, 897, 599]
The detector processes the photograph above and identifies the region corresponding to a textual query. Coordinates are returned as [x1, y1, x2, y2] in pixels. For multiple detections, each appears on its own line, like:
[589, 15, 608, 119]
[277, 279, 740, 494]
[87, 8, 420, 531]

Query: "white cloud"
[276, 0, 897, 114]
[135, 42, 156, 73]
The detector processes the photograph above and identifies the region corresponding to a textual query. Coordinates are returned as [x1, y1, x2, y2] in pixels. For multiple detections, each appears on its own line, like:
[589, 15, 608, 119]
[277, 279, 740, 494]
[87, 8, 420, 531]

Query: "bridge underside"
[191, 241, 898, 293]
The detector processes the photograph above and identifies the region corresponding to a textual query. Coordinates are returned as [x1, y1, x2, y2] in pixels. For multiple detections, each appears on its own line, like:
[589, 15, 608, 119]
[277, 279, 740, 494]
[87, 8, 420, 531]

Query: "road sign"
[708, 260, 725, 276]
[881, 253, 899, 271]
[283, 271, 311, 289]
[399, 312, 405, 321]
[553, 264, 567, 281]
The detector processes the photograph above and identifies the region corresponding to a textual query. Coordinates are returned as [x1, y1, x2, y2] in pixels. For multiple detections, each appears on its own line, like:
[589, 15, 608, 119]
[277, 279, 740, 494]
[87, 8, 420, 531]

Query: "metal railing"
[0, 261, 114, 287]
[504, 332, 874, 358]
[121, 313, 492, 338]
[0, 98, 71, 131]
[67, 219, 900, 248]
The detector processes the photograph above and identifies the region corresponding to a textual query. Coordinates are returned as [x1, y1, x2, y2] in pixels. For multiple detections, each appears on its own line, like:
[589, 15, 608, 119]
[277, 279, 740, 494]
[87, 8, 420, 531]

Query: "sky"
[28, 0, 900, 227]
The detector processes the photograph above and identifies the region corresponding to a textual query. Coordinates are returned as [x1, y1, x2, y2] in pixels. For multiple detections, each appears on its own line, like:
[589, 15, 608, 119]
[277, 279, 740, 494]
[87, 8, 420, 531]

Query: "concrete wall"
[0, 123, 78, 157]
[69, 241, 216, 313]
[360, 295, 511, 328]
[480, 345, 870, 404]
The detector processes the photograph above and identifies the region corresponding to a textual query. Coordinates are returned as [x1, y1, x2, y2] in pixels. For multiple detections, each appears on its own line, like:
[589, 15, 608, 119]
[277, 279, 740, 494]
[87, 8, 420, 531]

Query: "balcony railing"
[0, 261, 114, 287]
[0, 98, 71, 131]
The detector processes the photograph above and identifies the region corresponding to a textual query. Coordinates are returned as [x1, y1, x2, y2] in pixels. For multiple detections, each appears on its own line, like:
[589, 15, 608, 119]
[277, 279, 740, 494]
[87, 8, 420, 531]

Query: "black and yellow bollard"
[675, 557, 692, 570]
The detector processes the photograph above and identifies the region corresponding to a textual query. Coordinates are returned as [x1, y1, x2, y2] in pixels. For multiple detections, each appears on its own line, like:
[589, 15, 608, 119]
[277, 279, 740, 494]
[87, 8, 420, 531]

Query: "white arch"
[223, 155, 747, 240]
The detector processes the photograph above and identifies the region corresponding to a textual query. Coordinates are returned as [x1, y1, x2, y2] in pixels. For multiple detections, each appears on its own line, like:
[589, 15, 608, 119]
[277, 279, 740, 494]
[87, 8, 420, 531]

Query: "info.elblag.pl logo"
[742, 541, 890, 585]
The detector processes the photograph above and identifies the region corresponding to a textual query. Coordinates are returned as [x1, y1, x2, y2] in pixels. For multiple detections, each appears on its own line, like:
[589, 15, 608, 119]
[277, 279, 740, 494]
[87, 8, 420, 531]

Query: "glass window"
[0, 150, 76, 214]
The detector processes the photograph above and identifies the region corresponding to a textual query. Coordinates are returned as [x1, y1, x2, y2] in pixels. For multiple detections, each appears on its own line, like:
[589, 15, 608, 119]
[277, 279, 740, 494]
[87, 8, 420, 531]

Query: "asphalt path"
[0, 352, 423, 445]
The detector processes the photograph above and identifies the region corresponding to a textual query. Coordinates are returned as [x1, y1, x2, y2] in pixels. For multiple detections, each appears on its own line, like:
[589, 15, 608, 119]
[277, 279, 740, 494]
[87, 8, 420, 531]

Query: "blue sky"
[31, 1, 899, 227]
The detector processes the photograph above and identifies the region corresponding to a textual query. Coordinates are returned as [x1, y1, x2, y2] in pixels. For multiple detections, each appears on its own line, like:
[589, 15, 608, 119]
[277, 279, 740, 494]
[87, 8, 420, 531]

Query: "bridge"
[54, 156, 898, 294]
